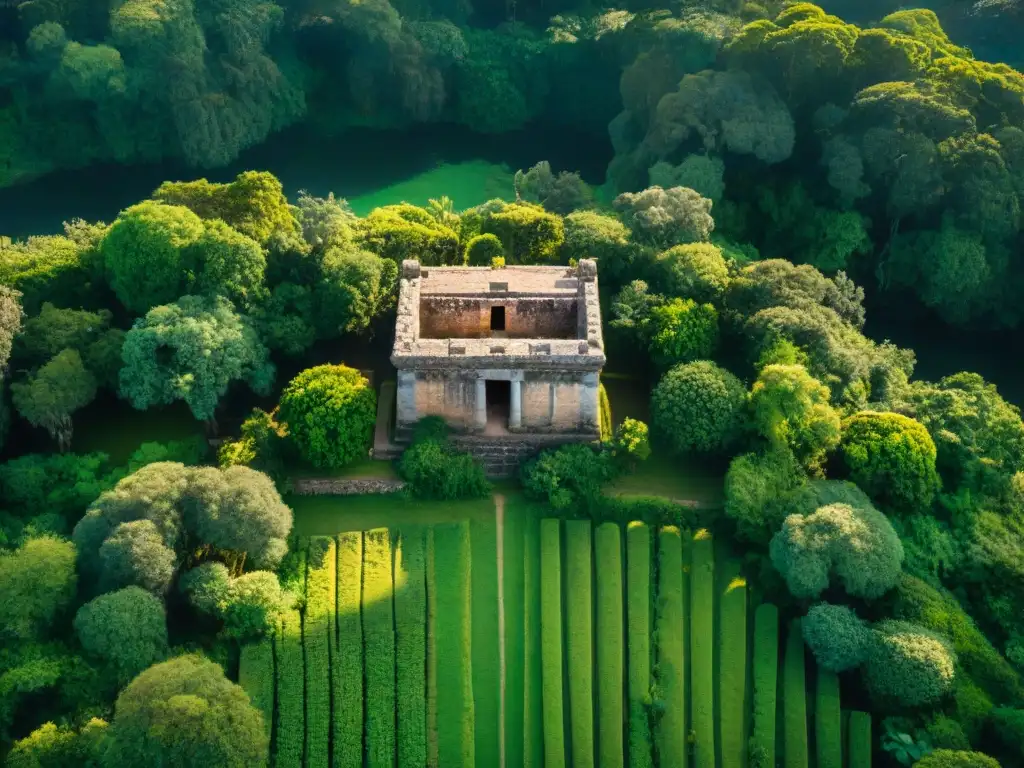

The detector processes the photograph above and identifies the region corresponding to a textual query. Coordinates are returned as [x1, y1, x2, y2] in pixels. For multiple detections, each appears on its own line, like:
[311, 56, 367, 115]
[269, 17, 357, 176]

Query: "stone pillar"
[396, 370, 417, 427]
[580, 372, 600, 431]
[510, 380, 522, 429]
[475, 378, 487, 431]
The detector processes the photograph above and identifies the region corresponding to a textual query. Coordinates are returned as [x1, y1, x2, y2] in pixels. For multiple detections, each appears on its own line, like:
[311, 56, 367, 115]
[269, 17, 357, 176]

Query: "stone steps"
[451, 433, 598, 478]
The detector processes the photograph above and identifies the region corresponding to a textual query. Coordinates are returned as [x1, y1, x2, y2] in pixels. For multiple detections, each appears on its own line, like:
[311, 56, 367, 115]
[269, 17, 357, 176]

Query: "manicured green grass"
[363, 528, 395, 768]
[305, 537, 336, 768]
[595, 522, 624, 768]
[627, 521, 653, 768]
[690, 529, 715, 768]
[655, 526, 686, 768]
[565, 520, 595, 768]
[290, 494, 494, 536]
[540, 518, 566, 768]
[783, 619, 809, 768]
[523, 514, 543, 768]
[847, 711, 872, 768]
[334, 532, 363, 768]
[426, 529, 439, 768]
[816, 670, 842, 768]
[751, 603, 779, 768]
[433, 522, 476, 767]
[395, 528, 427, 768]
[719, 558, 747, 768]
[503, 497, 536, 768]
[275, 607, 305, 768]
[238, 638, 274, 745]
[607, 452, 726, 508]
[470, 514, 502, 768]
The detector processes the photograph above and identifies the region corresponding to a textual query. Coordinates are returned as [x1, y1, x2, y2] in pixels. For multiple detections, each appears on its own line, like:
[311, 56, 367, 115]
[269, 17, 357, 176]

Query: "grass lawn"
[289, 493, 494, 536]
[471, 514, 501, 768]
[607, 452, 726, 507]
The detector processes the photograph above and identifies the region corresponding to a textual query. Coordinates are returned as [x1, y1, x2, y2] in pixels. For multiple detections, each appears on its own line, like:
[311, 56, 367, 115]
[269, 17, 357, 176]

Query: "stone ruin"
[390, 258, 606, 445]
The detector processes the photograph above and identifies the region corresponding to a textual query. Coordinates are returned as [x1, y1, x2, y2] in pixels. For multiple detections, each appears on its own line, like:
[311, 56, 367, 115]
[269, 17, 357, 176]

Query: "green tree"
[648, 297, 719, 370]
[12, 349, 98, 451]
[84, 329, 127, 390]
[514, 160, 592, 214]
[97, 520, 177, 595]
[865, 620, 957, 708]
[6, 719, 107, 768]
[841, 410, 940, 510]
[315, 249, 398, 337]
[0, 286, 23, 371]
[0, 535, 77, 641]
[277, 365, 376, 469]
[188, 219, 267, 309]
[561, 211, 632, 282]
[802, 602, 873, 672]
[613, 186, 714, 247]
[251, 283, 315, 356]
[913, 752, 1002, 768]
[0, 451, 116, 520]
[751, 363, 841, 472]
[0, 235, 97, 314]
[481, 201, 566, 264]
[464, 234, 505, 266]
[650, 360, 748, 455]
[101, 654, 268, 768]
[119, 295, 274, 424]
[74, 587, 169, 685]
[12, 303, 111, 369]
[656, 242, 730, 303]
[723, 447, 807, 544]
[356, 204, 461, 265]
[769, 501, 904, 599]
[101, 201, 204, 314]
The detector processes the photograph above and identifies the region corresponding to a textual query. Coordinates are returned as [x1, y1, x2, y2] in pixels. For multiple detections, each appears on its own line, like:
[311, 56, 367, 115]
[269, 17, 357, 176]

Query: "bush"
[464, 233, 504, 265]
[278, 364, 376, 469]
[595, 495, 697, 529]
[74, 587, 168, 685]
[656, 242, 730, 303]
[724, 448, 806, 545]
[0, 535, 77, 641]
[802, 603, 872, 672]
[913, 751, 1002, 768]
[520, 443, 616, 513]
[988, 708, 1024, 763]
[841, 411, 941, 510]
[865, 620, 957, 709]
[398, 438, 490, 500]
[926, 715, 971, 750]
[608, 418, 651, 467]
[769, 502, 904, 600]
[648, 298, 719, 371]
[651, 361, 748, 456]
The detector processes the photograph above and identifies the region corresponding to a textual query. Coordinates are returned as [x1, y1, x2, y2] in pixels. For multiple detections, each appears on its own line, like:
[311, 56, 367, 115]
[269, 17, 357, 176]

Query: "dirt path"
[494, 492, 507, 768]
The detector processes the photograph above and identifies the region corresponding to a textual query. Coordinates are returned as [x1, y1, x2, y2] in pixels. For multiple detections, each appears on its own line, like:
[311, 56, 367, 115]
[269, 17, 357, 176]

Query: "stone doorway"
[485, 379, 511, 435]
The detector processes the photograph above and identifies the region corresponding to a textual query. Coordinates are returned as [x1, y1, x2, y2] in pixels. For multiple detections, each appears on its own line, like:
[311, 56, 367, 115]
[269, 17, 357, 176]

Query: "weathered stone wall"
[522, 380, 552, 429]
[419, 296, 577, 339]
[412, 372, 477, 428]
[292, 478, 407, 495]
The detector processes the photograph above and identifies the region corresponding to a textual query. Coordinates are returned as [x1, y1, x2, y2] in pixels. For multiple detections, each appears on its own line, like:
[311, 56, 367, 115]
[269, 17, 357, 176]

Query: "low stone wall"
[291, 478, 407, 496]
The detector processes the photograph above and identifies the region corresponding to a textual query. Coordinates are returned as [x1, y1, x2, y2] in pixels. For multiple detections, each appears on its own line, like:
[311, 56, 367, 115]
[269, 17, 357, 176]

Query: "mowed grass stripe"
[434, 521, 476, 767]
[690, 530, 714, 768]
[626, 521, 653, 768]
[276, 606, 305, 768]
[334, 532, 363, 768]
[395, 528, 427, 768]
[816, 670, 842, 768]
[470, 515, 501, 768]
[595, 522, 624, 768]
[426, 528, 440, 768]
[305, 536, 336, 768]
[751, 604, 779, 768]
[503, 498, 529, 768]
[847, 712, 871, 768]
[565, 520, 595, 768]
[239, 638, 274, 746]
[655, 526, 685, 768]
[783, 619, 808, 768]
[540, 518, 566, 767]
[523, 517, 543, 768]
[363, 528, 395, 768]
[718, 557, 747, 768]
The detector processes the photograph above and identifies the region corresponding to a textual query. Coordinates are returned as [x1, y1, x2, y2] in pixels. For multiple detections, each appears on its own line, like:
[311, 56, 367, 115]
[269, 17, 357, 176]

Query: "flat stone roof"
[419, 265, 580, 296]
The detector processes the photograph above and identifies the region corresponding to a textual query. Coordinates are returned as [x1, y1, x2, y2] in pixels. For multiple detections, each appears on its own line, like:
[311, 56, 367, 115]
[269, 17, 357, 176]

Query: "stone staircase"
[451, 433, 598, 478]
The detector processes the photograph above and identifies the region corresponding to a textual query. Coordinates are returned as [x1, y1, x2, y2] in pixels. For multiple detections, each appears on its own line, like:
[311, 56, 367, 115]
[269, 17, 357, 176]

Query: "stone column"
[580, 372, 600, 431]
[396, 370, 417, 427]
[510, 379, 522, 429]
[475, 378, 487, 431]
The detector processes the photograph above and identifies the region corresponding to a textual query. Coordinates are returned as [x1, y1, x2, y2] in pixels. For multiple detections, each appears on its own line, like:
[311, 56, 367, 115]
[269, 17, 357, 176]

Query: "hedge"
[816, 669, 842, 768]
[627, 521, 653, 768]
[395, 529, 427, 768]
[305, 536, 336, 768]
[275, 607, 304, 768]
[720, 559, 748, 768]
[595, 523, 624, 768]
[426, 529, 439, 768]
[691, 529, 715, 768]
[238, 638, 274, 745]
[655, 526, 686, 768]
[363, 528, 396, 768]
[784, 619, 809, 768]
[751, 604, 780, 768]
[434, 522, 475, 767]
[334, 532, 363, 768]
[540, 519, 566, 768]
[565, 520, 595, 768]
[524, 522, 542, 768]
[847, 711, 871, 768]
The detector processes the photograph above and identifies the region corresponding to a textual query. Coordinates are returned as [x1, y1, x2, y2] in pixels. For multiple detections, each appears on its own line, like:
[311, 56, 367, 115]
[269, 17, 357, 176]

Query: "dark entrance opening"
[485, 379, 510, 433]
[490, 306, 506, 332]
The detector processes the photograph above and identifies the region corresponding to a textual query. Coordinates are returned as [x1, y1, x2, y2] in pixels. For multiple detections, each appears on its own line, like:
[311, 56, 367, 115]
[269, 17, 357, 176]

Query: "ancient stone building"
[391, 259, 605, 440]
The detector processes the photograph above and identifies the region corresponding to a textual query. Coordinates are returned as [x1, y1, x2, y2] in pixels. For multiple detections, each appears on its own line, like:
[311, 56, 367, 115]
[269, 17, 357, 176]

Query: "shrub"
[927, 715, 971, 750]
[802, 603, 872, 672]
[865, 620, 957, 708]
[988, 708, 1024, 763]
[608, 418, 651, 467]
[74, 587, 169, 685]
[520, 443, 616, 513]
[840, 411, 941, 510]
[464, 233, 504, 265]
[724, 448, 806, 545]
[651, 361, 748, 455]
[595, 495, 697, 529]
[398, 438, 490, 500]
[913, 751, 1002, 768]
[769, 502, 904, 600]
[481, 202, 565, 264]
[278, 364, 376, 469]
